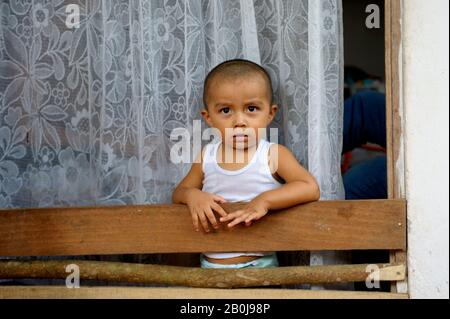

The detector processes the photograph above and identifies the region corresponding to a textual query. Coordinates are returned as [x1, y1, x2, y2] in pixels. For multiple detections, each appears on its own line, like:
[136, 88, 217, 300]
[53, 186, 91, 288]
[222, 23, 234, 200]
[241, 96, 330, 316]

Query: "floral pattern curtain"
[1, 0, 344, 278]
[0, 0, 344, 209]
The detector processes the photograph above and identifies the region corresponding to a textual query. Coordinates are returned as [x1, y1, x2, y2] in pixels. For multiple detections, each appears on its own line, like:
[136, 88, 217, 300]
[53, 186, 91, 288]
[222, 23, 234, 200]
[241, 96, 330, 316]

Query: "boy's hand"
[220, 197, 269, 228]
[186, 189, 228, 233]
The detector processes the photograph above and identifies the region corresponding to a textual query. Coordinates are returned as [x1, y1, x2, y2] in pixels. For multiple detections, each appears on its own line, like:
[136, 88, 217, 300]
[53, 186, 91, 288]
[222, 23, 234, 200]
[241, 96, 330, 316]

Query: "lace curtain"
[0, 0, 344, 209]
[1, 0, 344, 275]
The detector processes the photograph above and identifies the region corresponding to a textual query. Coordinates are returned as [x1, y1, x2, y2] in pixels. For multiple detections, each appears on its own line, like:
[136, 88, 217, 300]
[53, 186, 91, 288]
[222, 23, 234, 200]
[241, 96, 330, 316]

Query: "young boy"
[172, 59, 320, 269]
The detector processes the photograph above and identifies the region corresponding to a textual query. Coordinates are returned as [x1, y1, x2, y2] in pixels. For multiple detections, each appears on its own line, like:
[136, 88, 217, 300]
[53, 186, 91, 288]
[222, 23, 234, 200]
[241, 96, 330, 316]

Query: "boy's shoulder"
[267, 143, 298, 173]
[267, 143, 293, 158]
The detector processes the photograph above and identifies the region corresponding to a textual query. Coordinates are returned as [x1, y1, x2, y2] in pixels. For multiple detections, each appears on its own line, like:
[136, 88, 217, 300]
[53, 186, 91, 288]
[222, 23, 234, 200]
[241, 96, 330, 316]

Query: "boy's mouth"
[232, 134, 249, 142]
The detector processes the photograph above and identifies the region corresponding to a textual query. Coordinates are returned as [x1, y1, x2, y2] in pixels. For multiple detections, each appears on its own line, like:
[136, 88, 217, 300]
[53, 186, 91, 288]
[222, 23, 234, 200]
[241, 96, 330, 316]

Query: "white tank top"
[202, 139, 283, 259]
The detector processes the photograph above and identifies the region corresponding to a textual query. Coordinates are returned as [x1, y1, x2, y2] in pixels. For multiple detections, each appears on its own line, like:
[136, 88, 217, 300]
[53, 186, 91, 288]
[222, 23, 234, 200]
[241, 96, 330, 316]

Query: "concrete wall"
[403, 0, 449, 299]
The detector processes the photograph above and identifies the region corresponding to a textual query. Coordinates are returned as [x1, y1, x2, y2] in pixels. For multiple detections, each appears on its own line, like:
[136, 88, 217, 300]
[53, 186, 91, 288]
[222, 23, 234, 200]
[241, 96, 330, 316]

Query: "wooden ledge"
[0, 286, 409, 299]
[0, 200, 406, 256]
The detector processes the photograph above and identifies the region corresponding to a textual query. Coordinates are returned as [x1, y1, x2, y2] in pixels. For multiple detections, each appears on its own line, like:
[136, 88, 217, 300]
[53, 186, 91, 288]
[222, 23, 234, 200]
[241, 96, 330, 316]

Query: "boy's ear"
[267, 104, 278, 123]
[201, 108, 213, 127]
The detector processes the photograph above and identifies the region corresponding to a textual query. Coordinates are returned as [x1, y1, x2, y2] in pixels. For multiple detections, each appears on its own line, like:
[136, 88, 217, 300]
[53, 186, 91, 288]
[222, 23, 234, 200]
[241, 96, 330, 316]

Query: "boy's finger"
[245, 213, 261, 224]
[205, 207, 219, 229]
[220, 210, 243, 222]
[213, 195, 227, 203]
[228, 213, 250, 228]
[211, 202, 228, 218]
[191, 211, 200, 232]
[197, 211, 210, 233]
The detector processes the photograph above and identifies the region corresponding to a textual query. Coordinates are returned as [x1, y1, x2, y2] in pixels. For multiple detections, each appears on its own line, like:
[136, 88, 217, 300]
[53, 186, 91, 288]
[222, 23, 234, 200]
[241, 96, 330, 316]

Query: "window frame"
[0, 0, 408, 299]
[385, 0, 407, 294]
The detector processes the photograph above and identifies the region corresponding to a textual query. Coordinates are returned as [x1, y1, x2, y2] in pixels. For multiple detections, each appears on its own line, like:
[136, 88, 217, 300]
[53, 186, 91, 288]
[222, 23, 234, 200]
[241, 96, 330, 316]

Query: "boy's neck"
[219, 139, 261, 165]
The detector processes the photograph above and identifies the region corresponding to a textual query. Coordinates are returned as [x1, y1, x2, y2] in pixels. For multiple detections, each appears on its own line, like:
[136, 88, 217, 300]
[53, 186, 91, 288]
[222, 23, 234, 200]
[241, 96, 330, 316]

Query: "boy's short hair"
[203, 59, 274, 108]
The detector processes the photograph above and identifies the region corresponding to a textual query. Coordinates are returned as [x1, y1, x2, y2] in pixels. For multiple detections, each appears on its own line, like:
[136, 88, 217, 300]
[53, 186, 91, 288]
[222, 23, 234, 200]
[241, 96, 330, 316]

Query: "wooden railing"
[0, 200, 408, 299]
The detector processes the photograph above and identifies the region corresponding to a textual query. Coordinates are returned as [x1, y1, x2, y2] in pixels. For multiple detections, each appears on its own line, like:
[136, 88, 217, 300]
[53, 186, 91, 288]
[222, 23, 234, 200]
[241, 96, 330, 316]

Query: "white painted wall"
[403, 0, 449, 299]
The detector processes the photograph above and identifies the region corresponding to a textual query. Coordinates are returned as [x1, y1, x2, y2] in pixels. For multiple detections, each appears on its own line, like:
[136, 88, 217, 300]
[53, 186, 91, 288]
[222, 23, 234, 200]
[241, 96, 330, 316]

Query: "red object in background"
[341, 152, 353, 173]
[341, 145, 387, 174]
[361, 144, 387, 153]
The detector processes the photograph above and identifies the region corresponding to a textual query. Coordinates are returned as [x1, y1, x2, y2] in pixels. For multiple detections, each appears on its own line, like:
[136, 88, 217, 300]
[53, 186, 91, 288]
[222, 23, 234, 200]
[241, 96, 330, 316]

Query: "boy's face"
[201, 74, 278, 150]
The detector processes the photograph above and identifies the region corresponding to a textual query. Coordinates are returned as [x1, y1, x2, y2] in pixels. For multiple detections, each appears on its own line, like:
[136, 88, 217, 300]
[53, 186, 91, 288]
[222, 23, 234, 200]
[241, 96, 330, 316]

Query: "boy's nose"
[233, 113, 247, 127]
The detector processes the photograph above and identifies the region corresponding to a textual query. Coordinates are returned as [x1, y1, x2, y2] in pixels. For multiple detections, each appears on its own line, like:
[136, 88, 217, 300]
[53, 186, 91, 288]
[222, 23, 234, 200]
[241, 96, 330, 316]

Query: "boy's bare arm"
[171, 160, 204, 205]
[172, 151, 227, 232]
[221, 145, 320, 227]
[257, 144, 320, 210]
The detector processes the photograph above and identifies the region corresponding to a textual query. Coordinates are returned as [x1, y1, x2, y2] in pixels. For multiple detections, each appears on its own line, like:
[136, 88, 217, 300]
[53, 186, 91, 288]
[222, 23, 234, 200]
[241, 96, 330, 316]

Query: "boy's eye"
[248, 106, 258, 112]
[220, 107, 231, 114]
